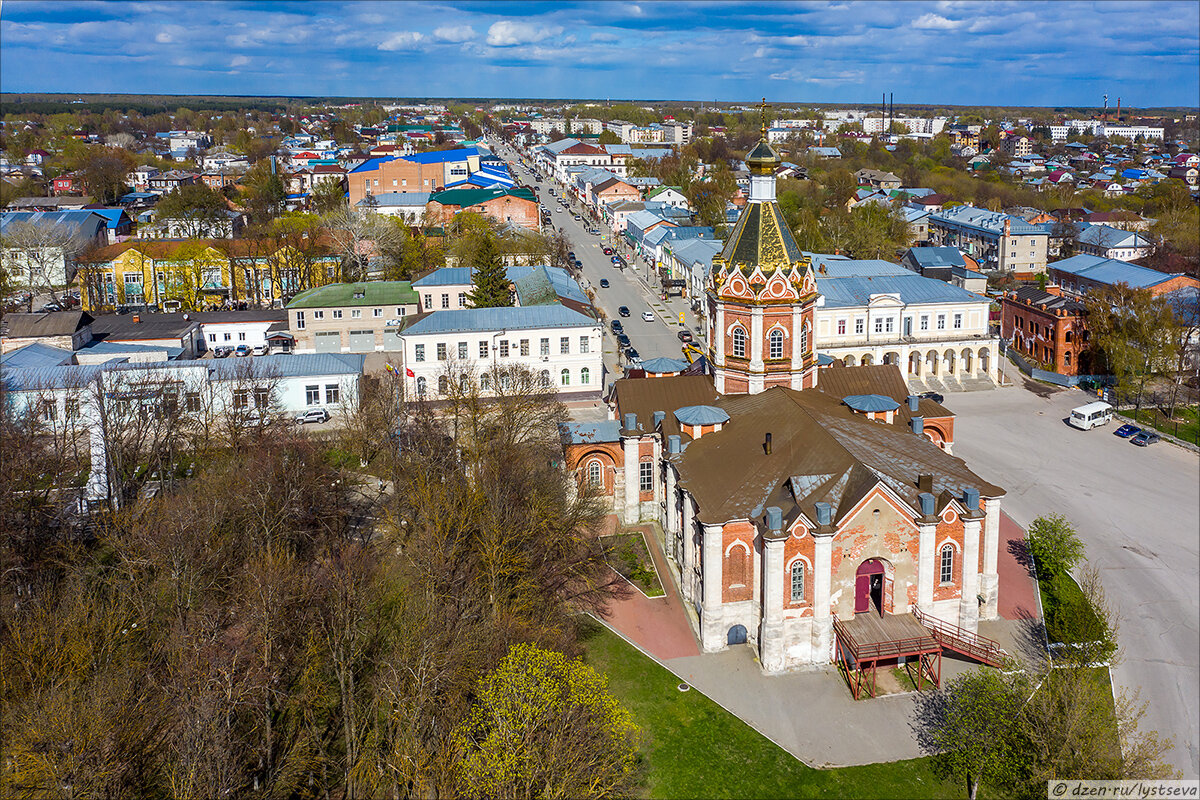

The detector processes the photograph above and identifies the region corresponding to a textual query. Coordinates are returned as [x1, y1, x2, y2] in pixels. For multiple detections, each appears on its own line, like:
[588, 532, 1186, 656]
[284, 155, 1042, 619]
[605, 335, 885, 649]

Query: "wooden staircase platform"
[912, 607, 1008, 667]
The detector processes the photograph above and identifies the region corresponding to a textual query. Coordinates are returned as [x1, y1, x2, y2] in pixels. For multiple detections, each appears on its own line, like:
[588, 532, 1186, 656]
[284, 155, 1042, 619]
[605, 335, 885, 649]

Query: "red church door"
[855, 559, 886, 615]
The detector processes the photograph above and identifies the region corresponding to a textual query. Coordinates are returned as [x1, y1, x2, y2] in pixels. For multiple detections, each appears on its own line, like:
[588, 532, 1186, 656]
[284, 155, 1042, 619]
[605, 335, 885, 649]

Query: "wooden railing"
[832, 617, 938, 663]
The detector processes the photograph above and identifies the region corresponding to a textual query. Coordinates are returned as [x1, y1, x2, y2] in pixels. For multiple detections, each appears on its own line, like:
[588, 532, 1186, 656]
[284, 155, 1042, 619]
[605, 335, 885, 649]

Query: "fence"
[1116, 405, 1200, 447]
[1006, 348, 1113, 388]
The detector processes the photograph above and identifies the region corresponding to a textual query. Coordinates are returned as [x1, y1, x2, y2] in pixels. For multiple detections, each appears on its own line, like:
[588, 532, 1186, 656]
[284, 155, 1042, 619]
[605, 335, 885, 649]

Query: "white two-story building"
[395, 305, 603, 400]
[809, 256, 999, 389]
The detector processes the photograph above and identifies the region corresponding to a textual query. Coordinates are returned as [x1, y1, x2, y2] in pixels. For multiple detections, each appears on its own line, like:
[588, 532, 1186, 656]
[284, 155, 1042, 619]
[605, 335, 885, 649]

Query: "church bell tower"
[707, 99, 819, 395]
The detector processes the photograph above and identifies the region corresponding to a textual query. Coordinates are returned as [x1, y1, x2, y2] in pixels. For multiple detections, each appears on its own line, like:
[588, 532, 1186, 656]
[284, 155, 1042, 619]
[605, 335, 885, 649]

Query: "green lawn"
[602, 532, 666, 598]
[579, 619, 962, 799]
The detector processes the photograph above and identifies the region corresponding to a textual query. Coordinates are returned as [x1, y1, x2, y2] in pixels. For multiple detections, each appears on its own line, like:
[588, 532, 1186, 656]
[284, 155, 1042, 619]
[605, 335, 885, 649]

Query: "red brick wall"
[830, 490, 920, 617]
[1001, 296, 1087, 375]
[638, 440, 656, 502]
[932, 507, 965, 602]
[722, 521, 755, 603]
[564, 443, 622, 496]
[783, 523, 816, 616]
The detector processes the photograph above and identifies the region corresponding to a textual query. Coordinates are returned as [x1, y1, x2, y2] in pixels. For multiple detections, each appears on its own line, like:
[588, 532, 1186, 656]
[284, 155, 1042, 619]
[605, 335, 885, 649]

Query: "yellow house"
[77, 240, 342, 311]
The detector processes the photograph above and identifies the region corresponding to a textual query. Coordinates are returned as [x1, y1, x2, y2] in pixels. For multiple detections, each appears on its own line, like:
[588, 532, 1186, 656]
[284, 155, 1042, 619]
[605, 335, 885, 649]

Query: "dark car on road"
[919, 391, 945, 404]
[599, 278, 609, 288]
[1114, 424, 1142, 438]
[624, 347, 640, 361]
[567, 251, 575, 260]
[1131, 431, 1160, 447]
[610, 319, 623, 333]
[677, 330, 694, 343]
[616, 333, 631, 348]
[603, 247, 613, 255]
[618, 306, 631, 317]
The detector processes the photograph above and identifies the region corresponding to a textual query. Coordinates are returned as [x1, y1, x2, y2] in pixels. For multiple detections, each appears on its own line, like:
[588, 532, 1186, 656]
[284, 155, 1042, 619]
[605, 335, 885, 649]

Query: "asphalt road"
[500, 146, 702, 380]
[946, 375, 1200, 778]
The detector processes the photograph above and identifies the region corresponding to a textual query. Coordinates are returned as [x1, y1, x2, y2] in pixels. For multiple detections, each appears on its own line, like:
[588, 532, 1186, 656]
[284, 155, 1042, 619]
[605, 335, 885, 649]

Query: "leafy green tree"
[1025, 514, 1085, 579]
[466, 235, 512, 308]
[153, 182, 231, 239]
[1085, 285, 1180, 412]
[77, 146, 137, 204]
[310, 178, 346, 214]
[844, 202, 913, 260]
[454, 642, 639, 800]
[596, 130, 621, 145]
[912, 668, 1032, 800]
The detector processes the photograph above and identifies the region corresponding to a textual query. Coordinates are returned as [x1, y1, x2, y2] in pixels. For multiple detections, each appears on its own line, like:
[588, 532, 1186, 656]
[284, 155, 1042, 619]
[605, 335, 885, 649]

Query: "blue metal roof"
[674, 405, 730, 426]
[843, 394, 900, 413]
[560, 420, 622, 444]
[931, 205, 1045, 236]
[816, 272, 986, 308]
[812, 258, 911, 278]
[412, 266, 471, 287]
[206, 353, 364, 379]
[1075, 225, 1149, 250]
[905, 247, 965, 269]
[0, 342, 73, 368]
[403, 147, 477, 165]
[1049, 254, 1176, 290]
[401, 306, 595, 335]
[641, 357, 688, 373]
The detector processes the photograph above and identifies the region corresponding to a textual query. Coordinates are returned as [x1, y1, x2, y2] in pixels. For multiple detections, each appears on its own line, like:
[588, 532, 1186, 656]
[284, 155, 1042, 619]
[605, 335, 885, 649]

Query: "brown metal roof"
[814, 363, 953, 421]
[3, 310, 93, 338]
[673, 384, 1002, 526]
[610, 375, 718, 437]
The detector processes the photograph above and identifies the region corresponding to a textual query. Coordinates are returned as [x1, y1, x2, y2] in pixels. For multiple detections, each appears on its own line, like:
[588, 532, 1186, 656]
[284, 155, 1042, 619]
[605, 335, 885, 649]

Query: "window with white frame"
[332, 309, 342, 319]
[940, 544, 954, 583]
[920, 315, 929, 331]
[441, 294, 449, 309]
[587, 460, 602, 486]
[790, 561, 805, 602]
[731, 326, 746, 357]
[480, 373, 490, 390]
[351, 309, 361, 319]
[768, 329, 784, 359]
[374, 308, 383, 317]
[458, 342, 468, 359]
[458, 292, 466, 307]
[313, 310, 324, 320]
[437, 343, 447, 361]
[937, 314, 946, 330]
[499, 340, 509, 357]
[540, 338, 550, 356]
[560, 368, 570, 386]
[305, 385, 320, 405]
[414, 343, 425, 362]
[837, 319, 846, 335]
[580, 367, 590, 384]
[580, 336, 589, 353]
[874, 317, 884, 333]
[801, 323, 809, 354]
[479, 340, 489, 358]
[208, 333, 217, 342]
[560, 337, 570, 355]
[855, 317, 865, 334]
[296, 311, 305, 329]
[885, 317, 894, 333]
[953, 313, 962, 329]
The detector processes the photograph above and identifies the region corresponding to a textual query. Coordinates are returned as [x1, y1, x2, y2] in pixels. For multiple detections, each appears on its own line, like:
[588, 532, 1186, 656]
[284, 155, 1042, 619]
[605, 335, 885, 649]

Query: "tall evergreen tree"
[467, 234, 512, 308]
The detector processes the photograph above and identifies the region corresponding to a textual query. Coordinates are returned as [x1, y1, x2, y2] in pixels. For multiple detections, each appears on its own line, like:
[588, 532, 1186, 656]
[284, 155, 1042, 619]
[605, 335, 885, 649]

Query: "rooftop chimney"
[918, 492, 936, 518]
[765, 506, 783, 532]
[653, 410, 666, 429]
[624, 412, 637, 432]
[963, 487, 980, 512]
[910, 416, 924, 436]
[764, 432, 773, 455]
[132, 313, 141, 324]
[815, 502, 833, 527]
[918, 474, 934, 494]
[907, 394, 920, 412]
[667, 435, 681, 454]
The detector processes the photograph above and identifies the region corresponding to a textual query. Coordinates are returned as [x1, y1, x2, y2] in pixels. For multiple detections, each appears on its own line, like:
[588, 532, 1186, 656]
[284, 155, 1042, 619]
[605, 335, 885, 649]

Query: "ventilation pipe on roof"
[764, 432, 773, 455]
[907, 395, 920, 412]
[963, 487, 980, 512]
[653, 410, 665, 429]
[918, 492, 936, 518]
[624, 412, 637, 432]
[765, 506, 783, 533]
[667, 435, 681, 454]
[918, 474, 934, 494]
[910, 416, 924, 436]
[815, 502, 833, 527]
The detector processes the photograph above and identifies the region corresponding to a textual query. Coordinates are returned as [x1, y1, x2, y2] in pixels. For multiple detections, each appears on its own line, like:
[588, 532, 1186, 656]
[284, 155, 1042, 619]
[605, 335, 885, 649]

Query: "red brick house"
[52, 174, 80, 195]
[426, 186, 540, 229]
[1000, 285, 1089, 375]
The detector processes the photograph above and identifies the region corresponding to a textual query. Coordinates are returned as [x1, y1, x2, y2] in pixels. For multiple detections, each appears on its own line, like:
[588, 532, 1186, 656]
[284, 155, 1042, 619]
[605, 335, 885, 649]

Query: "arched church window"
[587, 460, 602, 486]
[940, 544, 954, 584]
[732, 326, 746, 358]
[769, 329, 784, 359]
[790, 561, 805, 602]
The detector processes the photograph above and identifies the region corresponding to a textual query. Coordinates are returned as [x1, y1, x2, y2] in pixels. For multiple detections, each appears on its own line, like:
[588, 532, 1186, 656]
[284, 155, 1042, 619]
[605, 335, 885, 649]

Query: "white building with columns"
[580, 366, 1004, 675]
[807, 255, 1000, 389]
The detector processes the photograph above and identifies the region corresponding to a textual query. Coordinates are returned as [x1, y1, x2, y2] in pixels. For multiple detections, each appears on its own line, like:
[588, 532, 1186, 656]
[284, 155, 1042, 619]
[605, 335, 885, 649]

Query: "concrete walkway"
[593, 516, 1044, 768]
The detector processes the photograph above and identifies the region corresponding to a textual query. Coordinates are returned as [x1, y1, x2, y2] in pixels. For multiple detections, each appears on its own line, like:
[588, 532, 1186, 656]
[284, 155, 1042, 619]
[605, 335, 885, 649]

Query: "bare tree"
[1, 218, 95, 308]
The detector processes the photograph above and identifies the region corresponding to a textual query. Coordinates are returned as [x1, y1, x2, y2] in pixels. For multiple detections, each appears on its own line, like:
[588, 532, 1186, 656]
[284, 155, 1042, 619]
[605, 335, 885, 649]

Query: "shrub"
[1026, 514, 1085, 579]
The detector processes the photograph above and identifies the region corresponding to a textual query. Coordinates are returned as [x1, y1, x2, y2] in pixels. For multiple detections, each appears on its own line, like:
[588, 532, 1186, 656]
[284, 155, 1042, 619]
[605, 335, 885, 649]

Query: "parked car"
[555, 207, 563, 213]
[677, 330, 694, 343]
[295, 408, 330, 424]
[235, 344, 252, 357]
[1068, 401, 1114, 431]
[1131, 430, 1160, 447]
[573, 214, 582, 221]
[567, 251, 575, 260]
[603, 247, 614, 255]
[919, 390, 945, 404]
[610, 319, 623, 333]
[616, 333, 631, 347]
[1114, 424, 1142, 438]
[38, 303, 63, 313]
[618, 306, 631, 317]
[213, 346, 232, 358]
[611, 256, 621, 264]
[253, 344, 269, 356]
[624, 347, 640, 361]
[599, 278, 609, 288]
[641, 311, 655, 322]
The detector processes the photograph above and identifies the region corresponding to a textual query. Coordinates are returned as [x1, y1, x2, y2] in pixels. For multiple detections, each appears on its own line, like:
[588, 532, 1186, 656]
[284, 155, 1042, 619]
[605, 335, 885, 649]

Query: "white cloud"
[231, 55, 250, 67]
[155, 30, 173, 44]
[590, 31, 619, 42]
[434, 24, 475, 43]
[486, 20, 562, 47]
[912, 13, 963, 30]
[378, 31, 426, 51]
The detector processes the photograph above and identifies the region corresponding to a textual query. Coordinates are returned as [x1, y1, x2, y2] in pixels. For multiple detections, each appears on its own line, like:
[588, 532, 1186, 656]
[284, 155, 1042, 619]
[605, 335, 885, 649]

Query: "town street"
[947, 376, 1200, 778]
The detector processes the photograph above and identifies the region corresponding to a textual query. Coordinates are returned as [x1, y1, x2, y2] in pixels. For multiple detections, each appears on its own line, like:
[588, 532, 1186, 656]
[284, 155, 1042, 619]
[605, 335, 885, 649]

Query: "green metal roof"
[287, 281, 418, 309]
[428, 186, 537, 209]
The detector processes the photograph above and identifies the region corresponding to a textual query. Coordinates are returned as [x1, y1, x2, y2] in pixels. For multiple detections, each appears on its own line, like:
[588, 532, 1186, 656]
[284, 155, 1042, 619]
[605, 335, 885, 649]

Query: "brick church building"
[560, 118, 1006, 676]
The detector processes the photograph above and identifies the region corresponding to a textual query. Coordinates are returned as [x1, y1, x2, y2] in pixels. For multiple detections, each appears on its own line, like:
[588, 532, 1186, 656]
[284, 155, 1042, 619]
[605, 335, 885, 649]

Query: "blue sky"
[2, 1, 1197, 107]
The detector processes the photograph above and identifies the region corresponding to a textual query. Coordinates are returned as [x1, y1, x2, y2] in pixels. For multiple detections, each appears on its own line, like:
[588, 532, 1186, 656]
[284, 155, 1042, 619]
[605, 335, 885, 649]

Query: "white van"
[1069, 401, 1113, 430]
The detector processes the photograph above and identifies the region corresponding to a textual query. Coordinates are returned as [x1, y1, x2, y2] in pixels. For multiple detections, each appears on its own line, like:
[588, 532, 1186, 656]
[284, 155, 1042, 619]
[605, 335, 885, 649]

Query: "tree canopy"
[466, 234, 512, 308]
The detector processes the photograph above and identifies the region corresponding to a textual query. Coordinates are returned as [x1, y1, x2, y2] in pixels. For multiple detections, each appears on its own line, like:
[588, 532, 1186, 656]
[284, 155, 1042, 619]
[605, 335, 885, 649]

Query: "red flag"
[405, 367, 415, 378]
